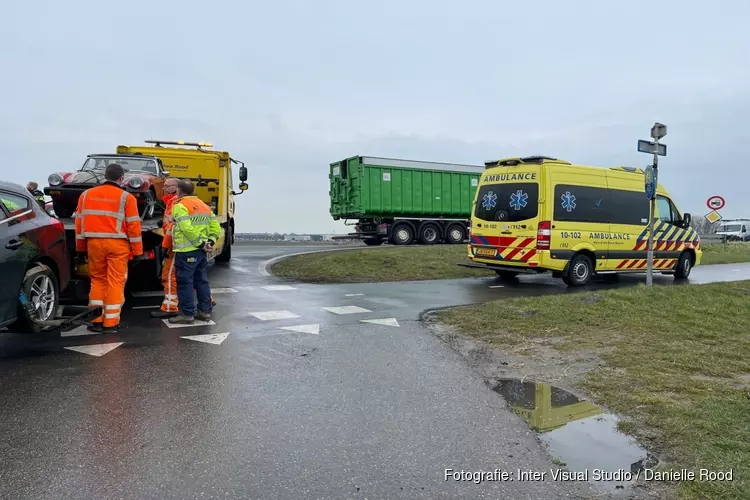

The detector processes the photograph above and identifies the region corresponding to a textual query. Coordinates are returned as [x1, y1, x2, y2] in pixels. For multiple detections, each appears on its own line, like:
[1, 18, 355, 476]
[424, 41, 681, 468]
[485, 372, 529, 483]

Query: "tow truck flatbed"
[58, 216, 162, 232]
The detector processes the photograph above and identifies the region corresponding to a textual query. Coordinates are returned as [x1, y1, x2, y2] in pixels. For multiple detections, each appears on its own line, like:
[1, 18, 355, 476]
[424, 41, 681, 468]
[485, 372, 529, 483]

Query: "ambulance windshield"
[474, 183, 539, 222]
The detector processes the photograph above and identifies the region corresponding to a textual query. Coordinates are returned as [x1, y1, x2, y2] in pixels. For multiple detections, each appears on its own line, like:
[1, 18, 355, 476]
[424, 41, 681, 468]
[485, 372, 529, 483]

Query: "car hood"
[65, 170, 149, 185]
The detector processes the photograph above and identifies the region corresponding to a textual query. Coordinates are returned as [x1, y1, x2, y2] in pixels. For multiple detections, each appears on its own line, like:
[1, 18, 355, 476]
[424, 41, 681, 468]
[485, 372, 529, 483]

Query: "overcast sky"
[3, 0, 749, 233]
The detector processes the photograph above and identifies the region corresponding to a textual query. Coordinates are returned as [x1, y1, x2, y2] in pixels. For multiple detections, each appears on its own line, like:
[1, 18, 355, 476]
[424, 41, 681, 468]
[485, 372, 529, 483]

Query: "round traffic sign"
[644, 165, 656, 200]
[706, 196, 725, 210]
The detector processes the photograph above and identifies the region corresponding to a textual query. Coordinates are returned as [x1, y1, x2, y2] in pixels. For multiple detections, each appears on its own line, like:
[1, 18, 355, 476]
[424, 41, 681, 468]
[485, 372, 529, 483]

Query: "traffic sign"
[638, 140, 667, 156]
[705, 210, 722, 224]
[706, 195, 725, 211]
[644, 165, 656, 200]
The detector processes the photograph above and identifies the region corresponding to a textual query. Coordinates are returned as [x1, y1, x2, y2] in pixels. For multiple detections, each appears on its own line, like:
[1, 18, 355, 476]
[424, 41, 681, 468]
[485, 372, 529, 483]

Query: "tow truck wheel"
[11, 264, 60, 333]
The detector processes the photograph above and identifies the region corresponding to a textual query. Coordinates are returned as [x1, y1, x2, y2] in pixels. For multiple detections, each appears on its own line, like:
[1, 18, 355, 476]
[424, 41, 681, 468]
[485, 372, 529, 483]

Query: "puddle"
[493, 379, 658, 492]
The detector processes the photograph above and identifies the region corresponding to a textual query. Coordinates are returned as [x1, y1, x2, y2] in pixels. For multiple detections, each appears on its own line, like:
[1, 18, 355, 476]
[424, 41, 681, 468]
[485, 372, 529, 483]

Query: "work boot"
[151, 310, 178, 319]
[87, 322, 103, 333]
[103, 323, 127, 334]
[169, 314, 195, 325]
[195, 311, 211, 322]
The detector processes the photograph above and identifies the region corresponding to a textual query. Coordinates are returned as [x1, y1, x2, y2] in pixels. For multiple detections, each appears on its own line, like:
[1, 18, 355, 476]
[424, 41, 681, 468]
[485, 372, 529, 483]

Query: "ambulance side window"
[656, 196, 679, 225]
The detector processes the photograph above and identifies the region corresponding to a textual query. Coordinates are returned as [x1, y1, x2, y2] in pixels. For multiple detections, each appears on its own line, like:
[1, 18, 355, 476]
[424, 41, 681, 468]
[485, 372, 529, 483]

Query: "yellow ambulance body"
[465, 156, 701, 286]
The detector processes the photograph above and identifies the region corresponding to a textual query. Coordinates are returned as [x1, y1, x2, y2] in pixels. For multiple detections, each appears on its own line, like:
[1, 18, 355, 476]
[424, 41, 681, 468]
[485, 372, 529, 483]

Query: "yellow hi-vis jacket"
[171, 195, 221, 253]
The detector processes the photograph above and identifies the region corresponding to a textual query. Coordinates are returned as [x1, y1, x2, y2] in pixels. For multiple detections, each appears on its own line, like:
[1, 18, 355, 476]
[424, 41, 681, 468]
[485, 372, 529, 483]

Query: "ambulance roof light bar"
[144, 140, 214, 148]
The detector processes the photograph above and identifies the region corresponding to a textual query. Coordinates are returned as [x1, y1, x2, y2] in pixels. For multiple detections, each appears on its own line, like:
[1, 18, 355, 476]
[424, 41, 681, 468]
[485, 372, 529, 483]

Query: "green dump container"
[329, 156, 484, 220]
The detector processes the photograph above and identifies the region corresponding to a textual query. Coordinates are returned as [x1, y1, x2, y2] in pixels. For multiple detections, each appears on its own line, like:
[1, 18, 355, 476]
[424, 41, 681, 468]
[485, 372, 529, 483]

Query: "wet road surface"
[1, 243, 748, 499]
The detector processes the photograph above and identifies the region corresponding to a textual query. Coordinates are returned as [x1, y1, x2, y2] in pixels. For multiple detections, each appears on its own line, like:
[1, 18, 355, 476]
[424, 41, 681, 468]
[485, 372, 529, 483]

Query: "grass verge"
[436, 281, 750, 499]
[271, 245, 487, 283]
[271, 242, 750, 284]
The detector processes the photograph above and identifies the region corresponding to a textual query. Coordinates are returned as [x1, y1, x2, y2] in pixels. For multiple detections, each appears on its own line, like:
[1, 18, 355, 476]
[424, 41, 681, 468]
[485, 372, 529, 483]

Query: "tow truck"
[59, 140, 248, 299]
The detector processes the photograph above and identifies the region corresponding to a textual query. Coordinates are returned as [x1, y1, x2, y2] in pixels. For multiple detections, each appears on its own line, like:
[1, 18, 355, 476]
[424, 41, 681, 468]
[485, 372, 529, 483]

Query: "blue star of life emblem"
[509, 190, 528, 211]
[561, 191, 576, 212]
[482, 191, 497, 210]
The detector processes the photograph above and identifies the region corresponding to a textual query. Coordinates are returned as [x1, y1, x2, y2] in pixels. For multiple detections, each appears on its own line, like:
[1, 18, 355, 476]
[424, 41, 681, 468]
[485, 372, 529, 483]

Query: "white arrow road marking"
[211, 288, 238, 294]
[61, 325, 99, 337]
[322, 306, 371, 315]
[360, 318, 400, 327]
[278, 324, 320, 335]
[162, 319, 216, 329]
[180, 332, 230, 345]
[345, 293, 364, 297]
[64, 342, 123, 357]
[262, 285, 297, 291]
[250, 310, 301, 321]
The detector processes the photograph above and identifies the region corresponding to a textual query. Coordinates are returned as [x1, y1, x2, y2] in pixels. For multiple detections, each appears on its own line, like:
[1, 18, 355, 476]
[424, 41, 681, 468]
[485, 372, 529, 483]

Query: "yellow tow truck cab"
[116, 140, 248, 263]
[464, 156, 700, 286]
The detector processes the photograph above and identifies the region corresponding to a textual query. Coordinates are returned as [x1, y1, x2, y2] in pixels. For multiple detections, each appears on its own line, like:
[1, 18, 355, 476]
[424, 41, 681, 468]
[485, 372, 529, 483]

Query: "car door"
[0, 191, 39, 324]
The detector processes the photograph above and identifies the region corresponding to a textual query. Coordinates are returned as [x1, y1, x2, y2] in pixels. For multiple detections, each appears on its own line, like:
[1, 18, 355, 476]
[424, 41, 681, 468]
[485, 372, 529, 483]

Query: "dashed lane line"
[360, 318, 400, 327]
[322, 306, 372, 315]
[249, 310, 301, 321]
[162, 319, 217, 329]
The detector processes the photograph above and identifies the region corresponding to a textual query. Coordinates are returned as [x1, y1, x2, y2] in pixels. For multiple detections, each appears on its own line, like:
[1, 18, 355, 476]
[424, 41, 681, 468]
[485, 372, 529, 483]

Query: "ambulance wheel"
[564, 253, 593, 287]
[390, 223, 415, 245]
[495, 270, 519, 281]
[674, 251, 693, 280]
[11, 264, 60, 333]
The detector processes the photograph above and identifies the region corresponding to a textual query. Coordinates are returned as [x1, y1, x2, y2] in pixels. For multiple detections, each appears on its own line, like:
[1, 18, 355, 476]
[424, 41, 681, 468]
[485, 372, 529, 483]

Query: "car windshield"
[718, 225, 741, 232]
[82, 157, 158, 174]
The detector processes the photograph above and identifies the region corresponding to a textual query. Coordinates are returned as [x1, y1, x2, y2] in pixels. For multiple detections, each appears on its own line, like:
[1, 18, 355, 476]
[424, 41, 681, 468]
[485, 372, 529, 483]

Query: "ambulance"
[462, 156, 701, 286]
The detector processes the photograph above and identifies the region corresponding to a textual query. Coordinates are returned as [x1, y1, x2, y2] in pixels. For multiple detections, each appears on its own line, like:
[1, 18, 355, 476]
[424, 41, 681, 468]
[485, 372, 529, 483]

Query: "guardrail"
[699, 234, 728, 243]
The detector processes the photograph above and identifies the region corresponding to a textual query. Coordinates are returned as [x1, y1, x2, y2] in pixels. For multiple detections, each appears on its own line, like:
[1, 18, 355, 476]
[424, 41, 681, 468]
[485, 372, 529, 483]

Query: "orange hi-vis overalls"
[160, 193, 179, 312]
[159, 193, 215, 313]
[75, 182, 143, 328]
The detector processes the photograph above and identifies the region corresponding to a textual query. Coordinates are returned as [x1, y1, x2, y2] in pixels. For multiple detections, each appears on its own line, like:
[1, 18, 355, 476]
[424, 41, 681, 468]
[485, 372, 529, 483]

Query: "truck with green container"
[329, 156, 484, 245]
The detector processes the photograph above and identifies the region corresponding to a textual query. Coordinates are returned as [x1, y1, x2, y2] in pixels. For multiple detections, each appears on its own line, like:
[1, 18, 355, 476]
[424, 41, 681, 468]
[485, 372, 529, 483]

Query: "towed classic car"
[44, 154, 168, 219]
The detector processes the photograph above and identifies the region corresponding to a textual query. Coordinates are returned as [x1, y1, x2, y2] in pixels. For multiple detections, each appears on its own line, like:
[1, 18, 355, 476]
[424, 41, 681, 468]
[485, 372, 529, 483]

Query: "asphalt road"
[1, 243, 748, 500]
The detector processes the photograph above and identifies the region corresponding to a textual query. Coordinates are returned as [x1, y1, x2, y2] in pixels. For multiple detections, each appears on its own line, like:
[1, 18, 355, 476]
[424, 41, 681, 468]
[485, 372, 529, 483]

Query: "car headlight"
[48, 174, 63, 186]
[128, 177, 144, 189]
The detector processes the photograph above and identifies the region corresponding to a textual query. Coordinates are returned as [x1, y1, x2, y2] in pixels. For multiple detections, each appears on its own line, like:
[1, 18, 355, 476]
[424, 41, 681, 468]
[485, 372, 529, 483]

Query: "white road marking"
[211, 287, 238, 294]
[180, 332, 230, 345]
[323, 306, 372, 315]
[360, 318, 400, 327]
[279, 324, 320, 335]
[131, 291, 164, 298]
[489, 285, 505, 288]
[732, 269, 741, 272]
[61, 325, 99, 337]
[162, 319, 216, 329]
[64, 342, 123, 357]
[262, 285, 297, 291]
[345, 293, 364, 297]
[132, 305, 160, 310]
[250, 310, 301, 321]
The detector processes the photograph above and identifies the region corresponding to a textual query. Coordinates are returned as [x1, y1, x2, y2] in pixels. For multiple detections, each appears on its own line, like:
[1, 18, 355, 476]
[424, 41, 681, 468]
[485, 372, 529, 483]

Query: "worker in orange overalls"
[151, 178, 215, 318]
[75, 163, 143, 333]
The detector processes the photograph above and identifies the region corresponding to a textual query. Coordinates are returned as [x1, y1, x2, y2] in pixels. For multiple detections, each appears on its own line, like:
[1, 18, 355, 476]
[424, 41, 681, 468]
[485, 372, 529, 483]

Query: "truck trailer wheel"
[418, 223, 440, 245]
[364, 238, 384, 246]
[390, 223, 415, 245]
[445, 223, 466, 244]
